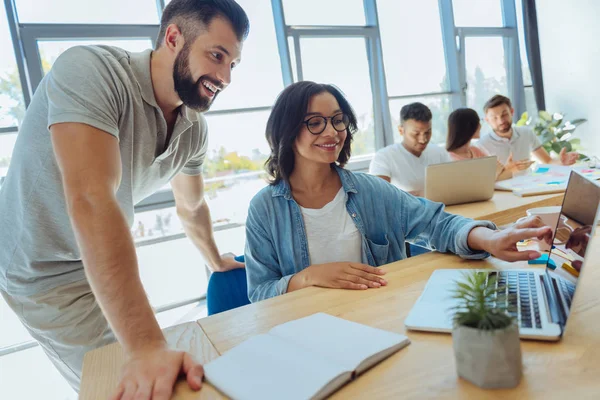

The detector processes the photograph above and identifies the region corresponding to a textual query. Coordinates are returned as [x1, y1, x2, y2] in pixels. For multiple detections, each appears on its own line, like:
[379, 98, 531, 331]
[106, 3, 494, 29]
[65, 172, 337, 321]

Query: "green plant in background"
[517, 111, 588, 159]
[450, 271, 515, 331]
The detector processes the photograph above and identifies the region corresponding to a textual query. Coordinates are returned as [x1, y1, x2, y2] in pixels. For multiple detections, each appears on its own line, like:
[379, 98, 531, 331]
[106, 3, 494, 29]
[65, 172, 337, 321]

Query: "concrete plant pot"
[452, 323, 522, 389]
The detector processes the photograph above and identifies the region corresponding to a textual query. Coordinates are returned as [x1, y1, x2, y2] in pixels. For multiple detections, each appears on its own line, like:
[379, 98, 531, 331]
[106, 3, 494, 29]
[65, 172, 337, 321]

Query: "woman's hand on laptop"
[513, 215, 554, 245]
[303, 262, 388, 290]
[468, 222, 553, 262]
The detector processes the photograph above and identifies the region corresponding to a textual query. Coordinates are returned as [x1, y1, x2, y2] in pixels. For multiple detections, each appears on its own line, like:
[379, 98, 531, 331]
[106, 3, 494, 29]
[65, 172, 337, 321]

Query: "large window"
[452, 0, 503, 27]
[282, 0, 366, 26]
[378, 0, 452, 144]
[299, 37, 376, 156]
[38, 39, 153, 74]
[14, 0, 160, 24]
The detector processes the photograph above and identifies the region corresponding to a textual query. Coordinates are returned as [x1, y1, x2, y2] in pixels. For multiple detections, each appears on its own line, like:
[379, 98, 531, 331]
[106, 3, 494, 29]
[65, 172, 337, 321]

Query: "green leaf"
[570, 138, 581, 146]
[516, 112, 529, 126]
[539, 110, 552, 121]
[565, 141, 573, 152]
[552, 142, 563, 154]
[570, 118, 587, 126]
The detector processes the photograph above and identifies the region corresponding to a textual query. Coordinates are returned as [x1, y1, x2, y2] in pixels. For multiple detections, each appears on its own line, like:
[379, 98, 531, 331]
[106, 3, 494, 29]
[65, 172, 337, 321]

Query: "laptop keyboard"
[558, 277, 576, 309]
[491, 271, 541, 329]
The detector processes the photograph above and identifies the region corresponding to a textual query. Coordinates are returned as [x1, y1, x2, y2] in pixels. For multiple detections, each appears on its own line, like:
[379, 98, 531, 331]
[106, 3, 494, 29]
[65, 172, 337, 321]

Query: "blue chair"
[206, 255, 251, 316]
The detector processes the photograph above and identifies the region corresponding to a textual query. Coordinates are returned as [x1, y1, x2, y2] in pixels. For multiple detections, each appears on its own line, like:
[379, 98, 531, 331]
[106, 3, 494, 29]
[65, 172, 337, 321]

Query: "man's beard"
[173, 45, 221, 112]
[496, 123, 511, 134]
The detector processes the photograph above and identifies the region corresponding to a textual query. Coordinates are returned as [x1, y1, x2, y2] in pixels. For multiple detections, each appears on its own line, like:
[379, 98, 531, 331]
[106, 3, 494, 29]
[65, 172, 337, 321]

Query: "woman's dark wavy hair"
[446, 107, 481, 152]
[265, 81, 357, 185]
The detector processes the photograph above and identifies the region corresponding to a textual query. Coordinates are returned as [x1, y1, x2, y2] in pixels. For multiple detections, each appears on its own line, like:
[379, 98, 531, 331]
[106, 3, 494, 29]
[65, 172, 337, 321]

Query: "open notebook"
[204, 313, 410, 400]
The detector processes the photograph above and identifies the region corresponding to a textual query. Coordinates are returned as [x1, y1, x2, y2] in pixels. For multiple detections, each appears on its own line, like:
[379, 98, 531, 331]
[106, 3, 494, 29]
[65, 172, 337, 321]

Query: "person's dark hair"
[265, 81, 358, 185]
[446, 108, 481, 152]
[483, 94, 512, 113]
[155, 0, 249, 49]
[400, 102, 432, 124]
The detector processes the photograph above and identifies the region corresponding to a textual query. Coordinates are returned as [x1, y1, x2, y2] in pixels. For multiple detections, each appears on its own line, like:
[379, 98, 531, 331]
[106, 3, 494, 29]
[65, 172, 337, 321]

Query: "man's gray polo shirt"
[478, 125, 543, 164]
[0, 45, 208, 296]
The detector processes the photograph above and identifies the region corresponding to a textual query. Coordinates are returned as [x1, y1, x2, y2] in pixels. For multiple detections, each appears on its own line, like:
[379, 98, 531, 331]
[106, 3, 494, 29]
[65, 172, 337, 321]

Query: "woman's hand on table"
[305, 262, 387, 290]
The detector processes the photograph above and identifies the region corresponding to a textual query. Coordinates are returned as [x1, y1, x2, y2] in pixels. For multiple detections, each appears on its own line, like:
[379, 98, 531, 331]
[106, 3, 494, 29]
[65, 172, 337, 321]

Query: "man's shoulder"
[477, 132, 494, 143]
[513, 125, 536, 138]
[55, 45, 129, 68]
[425, 143, 447, 155]
[373, 143, 404, 160]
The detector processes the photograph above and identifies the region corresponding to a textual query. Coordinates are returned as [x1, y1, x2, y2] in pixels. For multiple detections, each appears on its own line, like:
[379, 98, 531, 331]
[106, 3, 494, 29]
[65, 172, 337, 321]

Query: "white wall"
[536, 0, 600, 158]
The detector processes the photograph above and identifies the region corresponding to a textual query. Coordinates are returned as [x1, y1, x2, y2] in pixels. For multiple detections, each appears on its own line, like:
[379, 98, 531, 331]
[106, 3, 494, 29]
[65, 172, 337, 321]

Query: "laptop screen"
[545, 171, 600, 321]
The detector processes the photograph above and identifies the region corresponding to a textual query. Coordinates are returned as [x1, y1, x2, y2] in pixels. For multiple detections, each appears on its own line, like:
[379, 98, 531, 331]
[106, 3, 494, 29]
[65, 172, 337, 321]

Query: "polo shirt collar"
[489, 124, 519, 144]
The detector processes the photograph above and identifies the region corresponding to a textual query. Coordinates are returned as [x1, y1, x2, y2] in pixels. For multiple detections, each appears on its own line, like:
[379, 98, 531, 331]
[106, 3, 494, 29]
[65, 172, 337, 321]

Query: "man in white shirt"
[369, 102, 450, 196]
[478, 95, 579, 173]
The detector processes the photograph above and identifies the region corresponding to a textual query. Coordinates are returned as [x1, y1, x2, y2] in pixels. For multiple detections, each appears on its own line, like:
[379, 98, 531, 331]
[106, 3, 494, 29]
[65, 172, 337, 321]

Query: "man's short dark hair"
[265, 81, 358, 185]
[400, 102, 432, 124]
[483, 95, 512, 113]
[155, 0, 249, 49]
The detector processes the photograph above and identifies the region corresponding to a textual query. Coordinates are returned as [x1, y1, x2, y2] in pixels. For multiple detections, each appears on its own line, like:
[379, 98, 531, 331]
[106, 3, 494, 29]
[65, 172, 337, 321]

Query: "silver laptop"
[425, 156, 497, 206]
[406, 171, 600, 341]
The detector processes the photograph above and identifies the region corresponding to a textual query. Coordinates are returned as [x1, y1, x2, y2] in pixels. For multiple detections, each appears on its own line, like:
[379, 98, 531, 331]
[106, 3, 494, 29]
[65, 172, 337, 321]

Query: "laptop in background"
[405, 171, 600, 341]
[425, 156, 497, 206]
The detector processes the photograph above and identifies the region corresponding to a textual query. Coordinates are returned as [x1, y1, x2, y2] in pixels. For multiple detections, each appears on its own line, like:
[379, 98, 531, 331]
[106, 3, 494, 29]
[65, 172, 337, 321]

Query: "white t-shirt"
[477, 125, 542, 164]
[300, 188, 363, 265]
[368, 143, 451, 192]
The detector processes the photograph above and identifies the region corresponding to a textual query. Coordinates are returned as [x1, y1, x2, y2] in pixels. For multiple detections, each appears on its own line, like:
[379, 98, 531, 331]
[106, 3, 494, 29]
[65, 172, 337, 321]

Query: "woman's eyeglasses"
[302, 113, 350, 135]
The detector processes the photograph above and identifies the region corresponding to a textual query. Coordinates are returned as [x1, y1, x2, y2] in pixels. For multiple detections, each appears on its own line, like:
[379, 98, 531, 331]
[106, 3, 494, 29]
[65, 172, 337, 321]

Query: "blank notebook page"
[204, 334, 347, 400]
[269, 313, 409, 373]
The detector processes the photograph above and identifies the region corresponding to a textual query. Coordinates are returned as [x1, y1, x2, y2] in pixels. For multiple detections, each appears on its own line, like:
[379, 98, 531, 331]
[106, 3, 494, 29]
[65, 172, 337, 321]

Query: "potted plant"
[450, 271, 522, 389]
[517, 111, 588, 160]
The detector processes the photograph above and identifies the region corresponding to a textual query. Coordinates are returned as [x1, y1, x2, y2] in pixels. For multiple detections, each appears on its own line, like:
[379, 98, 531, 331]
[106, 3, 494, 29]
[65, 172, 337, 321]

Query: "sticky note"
[547, 258, 557, 270]
[528, 254, 549, 265]
[535, 167, 550, 173]
[562, 262, 579, 277]
[547, 181, 562, 185]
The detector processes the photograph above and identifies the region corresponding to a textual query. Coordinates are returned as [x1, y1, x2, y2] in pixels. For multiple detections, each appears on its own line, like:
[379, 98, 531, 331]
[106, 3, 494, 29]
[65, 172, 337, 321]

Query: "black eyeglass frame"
[301, 113, 350, 135]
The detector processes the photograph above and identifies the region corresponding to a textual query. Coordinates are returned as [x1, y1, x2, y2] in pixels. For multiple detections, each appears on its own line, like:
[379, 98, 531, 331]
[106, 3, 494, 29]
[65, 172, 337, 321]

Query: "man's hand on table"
[110, 343, 204, 400]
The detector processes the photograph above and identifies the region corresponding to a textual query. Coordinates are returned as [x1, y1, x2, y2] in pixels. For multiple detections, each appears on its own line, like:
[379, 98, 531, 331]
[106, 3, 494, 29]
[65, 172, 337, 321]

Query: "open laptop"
[425, 156, 497, 205]
[405, 170, 600, 341]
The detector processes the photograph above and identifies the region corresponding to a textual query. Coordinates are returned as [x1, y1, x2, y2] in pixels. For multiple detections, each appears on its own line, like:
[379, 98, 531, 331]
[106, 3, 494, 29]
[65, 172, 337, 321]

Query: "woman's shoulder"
[471, 145, 490, 158]
[248, 184, 277, 210]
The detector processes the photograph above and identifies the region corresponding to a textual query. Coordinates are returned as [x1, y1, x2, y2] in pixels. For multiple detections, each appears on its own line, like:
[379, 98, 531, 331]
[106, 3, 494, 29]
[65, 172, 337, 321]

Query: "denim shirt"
[245, 167, 496, 302]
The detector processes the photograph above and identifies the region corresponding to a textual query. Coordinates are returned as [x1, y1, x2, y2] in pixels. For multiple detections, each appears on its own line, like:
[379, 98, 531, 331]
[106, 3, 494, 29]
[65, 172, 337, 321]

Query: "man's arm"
[532, 146, 579, 166]
[51, 122, 203, 400]
[171, 173, 244, 272]
[376, 175, 391, 183]
[531, 146, 553, 164]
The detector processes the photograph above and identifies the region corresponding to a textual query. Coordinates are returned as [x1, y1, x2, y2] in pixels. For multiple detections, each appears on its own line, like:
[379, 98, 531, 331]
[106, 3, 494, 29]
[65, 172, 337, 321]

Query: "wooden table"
[81, 191, 595, 399]
[445, 190, 563, 226]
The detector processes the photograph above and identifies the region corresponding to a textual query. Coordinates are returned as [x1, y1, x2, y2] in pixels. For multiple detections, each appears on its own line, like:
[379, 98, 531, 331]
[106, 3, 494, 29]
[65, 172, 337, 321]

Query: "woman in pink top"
[446, 108, 508, 180]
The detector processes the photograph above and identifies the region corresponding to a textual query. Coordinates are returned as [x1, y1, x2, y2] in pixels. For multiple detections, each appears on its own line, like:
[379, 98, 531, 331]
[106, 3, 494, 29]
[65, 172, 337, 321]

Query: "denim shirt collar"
[271, 165, 359, 200]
